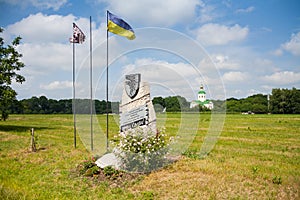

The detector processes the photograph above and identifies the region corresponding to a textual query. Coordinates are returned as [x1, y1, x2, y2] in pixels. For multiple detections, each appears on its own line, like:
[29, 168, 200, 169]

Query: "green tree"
[290, 88, 300, 113]
[164, 96, 189, 112]
[152, 96, 166, 107]
[226, 98, 241, 113]
[0, 28, 25, 120]
[270, 88, 300, 114]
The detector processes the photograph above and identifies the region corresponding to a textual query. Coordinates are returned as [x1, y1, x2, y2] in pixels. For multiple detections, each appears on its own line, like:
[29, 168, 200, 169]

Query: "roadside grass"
[0, 114, 299, 199]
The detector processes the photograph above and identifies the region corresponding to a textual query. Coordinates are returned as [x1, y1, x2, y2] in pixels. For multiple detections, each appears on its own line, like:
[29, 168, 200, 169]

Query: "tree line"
[8, 96, 118, 115]
[226, 88, 300, 114]
[5, 87, 298, 117]
[152, 88, 300, 114]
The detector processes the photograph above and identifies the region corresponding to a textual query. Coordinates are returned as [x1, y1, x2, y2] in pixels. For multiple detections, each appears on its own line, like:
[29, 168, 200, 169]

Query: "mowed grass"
[0, 114, 299, 199]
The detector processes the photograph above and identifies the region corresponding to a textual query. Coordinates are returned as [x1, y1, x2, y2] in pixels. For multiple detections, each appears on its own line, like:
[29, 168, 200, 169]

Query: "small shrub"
[103, 166, 119, 177]
[84, 165, 100, 177]
[252, 166, 259, 174]
[272, 176, 282, 185]
[79, 157, 98, 176]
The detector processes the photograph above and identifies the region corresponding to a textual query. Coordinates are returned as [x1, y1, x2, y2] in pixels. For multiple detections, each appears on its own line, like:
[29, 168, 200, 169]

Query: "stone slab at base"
[95, 153, 120, 169]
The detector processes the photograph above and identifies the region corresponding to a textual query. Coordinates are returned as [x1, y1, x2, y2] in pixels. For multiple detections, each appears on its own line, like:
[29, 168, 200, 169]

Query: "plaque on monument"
[120, 104, 149, 132]
[120, 73, 156, 133]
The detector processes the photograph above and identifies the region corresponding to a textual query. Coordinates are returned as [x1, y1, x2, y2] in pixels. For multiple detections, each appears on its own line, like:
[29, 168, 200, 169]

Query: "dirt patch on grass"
[70, 161, 144, 188]
[94, 170, 143, 188]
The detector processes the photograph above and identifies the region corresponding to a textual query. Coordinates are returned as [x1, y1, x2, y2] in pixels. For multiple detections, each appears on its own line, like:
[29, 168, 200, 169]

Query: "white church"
[190, 85, 214, 110]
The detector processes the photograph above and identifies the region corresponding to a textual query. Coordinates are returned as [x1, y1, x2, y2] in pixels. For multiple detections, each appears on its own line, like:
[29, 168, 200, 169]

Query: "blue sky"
[0, 0, 299, 101]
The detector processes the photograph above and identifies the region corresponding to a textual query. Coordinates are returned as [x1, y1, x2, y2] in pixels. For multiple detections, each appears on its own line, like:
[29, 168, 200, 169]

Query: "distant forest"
[7, 88, 300, 114]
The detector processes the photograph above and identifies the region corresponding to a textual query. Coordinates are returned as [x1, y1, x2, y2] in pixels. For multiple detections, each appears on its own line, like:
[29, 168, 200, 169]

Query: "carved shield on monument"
[125, 74, 141, 99]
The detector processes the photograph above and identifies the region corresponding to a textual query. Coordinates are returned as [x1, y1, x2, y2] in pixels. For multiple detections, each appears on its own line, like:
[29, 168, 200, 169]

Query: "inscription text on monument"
[120, 104, 149, 131]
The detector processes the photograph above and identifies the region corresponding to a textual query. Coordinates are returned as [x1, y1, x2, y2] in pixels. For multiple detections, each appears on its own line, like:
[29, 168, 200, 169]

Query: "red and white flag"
[70, 23, 85, 43]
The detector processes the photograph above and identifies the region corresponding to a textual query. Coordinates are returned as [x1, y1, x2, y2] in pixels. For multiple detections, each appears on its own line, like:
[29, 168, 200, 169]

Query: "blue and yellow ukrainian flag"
[107, 11, 136, 40]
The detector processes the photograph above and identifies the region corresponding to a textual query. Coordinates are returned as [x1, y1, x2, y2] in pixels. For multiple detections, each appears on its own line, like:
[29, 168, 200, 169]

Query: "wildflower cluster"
[115, 127, 169, 173]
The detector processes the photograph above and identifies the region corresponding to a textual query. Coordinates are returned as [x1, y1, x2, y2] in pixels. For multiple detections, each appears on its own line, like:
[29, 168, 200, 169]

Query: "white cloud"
[254, 58, 273, 67]
[271, 48, 283, 56]
[264, 71, 300, 85]
[99, 0, 201, 26]
[18, 43, 72, 72]
[1, 0, 67, 11]
[196, 23, 249, 45]
[197, 3, 216, 23]
[2, 13, 108, 99]
[30, 0, 67, 10]
[212, 54, 240, 70]
[236, 6, 255, 13]
[121, 58, 198, 85]
[5, 13, 78, 43]
[40, 81, 72, 90]
[4, 13, 108, 71]
[282, 32, 300, 56]
[222, 71, 248, 82]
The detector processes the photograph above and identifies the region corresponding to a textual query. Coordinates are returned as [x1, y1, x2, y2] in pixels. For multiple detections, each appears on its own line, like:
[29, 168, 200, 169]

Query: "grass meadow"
[0, 114, 299, 199]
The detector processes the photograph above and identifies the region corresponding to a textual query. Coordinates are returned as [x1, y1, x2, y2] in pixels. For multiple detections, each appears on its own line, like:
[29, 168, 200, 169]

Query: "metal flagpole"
[72, 41, 76, 148]
[90, 16, 93, 151]
[106, 10, 109, 150]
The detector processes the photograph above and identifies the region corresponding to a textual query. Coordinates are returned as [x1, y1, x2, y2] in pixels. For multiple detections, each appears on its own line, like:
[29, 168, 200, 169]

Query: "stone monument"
[119, 73, 156, 133]
[96, 73, 156, 169]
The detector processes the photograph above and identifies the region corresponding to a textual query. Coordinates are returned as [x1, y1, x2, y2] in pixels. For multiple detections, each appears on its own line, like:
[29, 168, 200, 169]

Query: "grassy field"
[0, 114, 299, 199]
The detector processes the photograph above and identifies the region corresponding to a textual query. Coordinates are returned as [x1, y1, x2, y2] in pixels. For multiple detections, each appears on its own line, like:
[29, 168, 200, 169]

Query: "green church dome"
[198, 85, 206, 94]
[198, 90, 206, 94]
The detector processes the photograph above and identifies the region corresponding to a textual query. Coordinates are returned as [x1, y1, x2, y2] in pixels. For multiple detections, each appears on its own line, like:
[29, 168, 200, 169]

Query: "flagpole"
[72, 40, 76, 148]
[106, 10, 109, 151]
[90, 16, 93, 151]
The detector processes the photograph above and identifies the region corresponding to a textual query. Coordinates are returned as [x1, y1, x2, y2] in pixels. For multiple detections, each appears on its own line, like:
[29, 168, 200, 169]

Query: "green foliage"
[164, 95, 190, 112]
[115, 127, 169, 173]
[252, 166, 259, 174]
[270, 88, 300, 114]
[226, 94, 268, 113]
[0, 28, 25, 121]
[272, 176, 282, 185]
[9, 97, 118, 114]
[6, 88, 300, 114]
[79, 157, 100, 176]
[103, 166, 119, 178]
[152, 96, 165, 108]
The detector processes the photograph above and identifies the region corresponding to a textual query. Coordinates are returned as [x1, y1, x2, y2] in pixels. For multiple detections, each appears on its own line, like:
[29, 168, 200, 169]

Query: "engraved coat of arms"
[125, 74, 141, 99]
